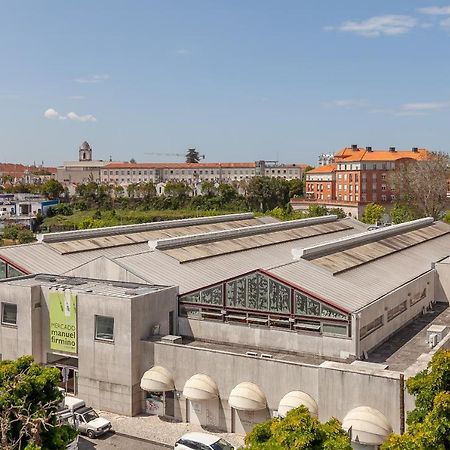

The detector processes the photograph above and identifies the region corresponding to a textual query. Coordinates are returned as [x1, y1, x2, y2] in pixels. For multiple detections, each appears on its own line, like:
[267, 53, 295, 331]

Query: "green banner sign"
[49, 291, 77, 354]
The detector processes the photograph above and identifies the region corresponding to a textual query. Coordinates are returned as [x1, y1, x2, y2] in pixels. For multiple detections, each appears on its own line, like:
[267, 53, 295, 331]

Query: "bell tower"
[79, 141, 93, 161]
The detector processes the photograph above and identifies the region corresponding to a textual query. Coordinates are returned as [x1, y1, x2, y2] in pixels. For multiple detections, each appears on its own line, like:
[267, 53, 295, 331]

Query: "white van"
[61, 397, 112, 439]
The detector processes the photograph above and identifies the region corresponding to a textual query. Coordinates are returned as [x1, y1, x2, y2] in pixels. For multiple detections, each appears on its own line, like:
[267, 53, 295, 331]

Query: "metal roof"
[162, 220, 352, 263]
[311, 221, 449, 274]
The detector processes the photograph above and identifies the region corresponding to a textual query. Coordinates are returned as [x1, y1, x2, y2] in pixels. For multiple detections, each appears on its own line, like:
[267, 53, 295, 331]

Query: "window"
[360, 315, 383, 339]
[387, 301, 407, 322]
[95, 315, 114, 341]
[8, 266, 24, 278]
[2, 303, 17, 326]
[322, 323, 347, 336]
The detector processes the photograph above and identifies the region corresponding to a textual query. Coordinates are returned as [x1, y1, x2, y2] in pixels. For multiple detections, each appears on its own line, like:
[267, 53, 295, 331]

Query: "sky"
[1, 0, 449, 166]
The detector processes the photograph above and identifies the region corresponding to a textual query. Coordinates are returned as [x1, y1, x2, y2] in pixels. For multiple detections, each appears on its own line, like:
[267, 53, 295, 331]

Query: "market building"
[1, 213, 450, 448]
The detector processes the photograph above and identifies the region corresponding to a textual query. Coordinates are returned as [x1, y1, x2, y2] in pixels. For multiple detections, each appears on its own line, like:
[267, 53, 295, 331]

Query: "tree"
[17, 228, 35, 244]
[41, 180, 64, 200]
[244, 406, 352, 450]
[389, 152, 449, 220]
[288, 178, 304, 198]
[0, 355, 77, 450]
[185, 148, 200, 164]
[362, 203, 385, 224]
[381, 350, 450, 449]
[246, 177, 291, 211]
[307, 204, 329, 217]
[389, 203, 417, 224]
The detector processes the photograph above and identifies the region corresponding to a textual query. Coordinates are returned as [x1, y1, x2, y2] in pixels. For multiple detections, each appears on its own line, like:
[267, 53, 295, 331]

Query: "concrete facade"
[0, 276, 177, 416]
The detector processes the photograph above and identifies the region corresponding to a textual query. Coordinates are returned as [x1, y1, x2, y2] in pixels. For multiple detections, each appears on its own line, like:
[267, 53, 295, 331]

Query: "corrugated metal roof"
[270, 232, 450, 312]
[48, 218, 267, 254]
[162, 221, 352, 263]
[311, 222, 449, 274]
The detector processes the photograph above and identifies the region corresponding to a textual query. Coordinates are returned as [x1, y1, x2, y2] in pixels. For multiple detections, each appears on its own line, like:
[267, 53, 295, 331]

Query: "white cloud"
[44, 108, 96, 122]
[417, 6, 450, 15]
[44, 108, 65, 120]
[67, 112, 97, 122]
[328, 99, 369, 108]
[74, 74, 110, 83]
[400, 102, 450, 112]
[327, 15, 417, 37]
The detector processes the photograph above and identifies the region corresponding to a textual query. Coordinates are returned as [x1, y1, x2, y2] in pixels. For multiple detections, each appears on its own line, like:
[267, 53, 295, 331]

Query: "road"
[78, 432, 171, 450]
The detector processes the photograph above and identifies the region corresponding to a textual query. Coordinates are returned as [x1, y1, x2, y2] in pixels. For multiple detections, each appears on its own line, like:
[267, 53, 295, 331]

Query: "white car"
[174, 432, 235, 450]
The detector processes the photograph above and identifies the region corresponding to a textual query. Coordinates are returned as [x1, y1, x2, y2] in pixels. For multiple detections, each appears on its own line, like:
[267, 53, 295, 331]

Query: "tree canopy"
[185, 148, 201, 163]
[361, 203, 385, 224]
[381, 349, 450, 449]
[389, 151, 449, 220]
[0, 356, 77, 450]
[244, 406, 352, 450]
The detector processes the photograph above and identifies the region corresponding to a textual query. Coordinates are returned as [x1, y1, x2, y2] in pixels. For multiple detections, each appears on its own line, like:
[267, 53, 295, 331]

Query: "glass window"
[2, 302, 17, 325]
[322, 323, 347, 336]
[387, 301, 407, 322]
[0, 260, 6, 279]
[95, 315, 114, 341]
[268, 279, 290, 313]
[7, 265, 24, 278]
[360, 315, 383, 339]
[321, 305, 347, 320]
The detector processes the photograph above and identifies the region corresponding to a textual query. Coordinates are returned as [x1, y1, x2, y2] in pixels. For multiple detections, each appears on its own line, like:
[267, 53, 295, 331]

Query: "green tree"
[443, 210, 450, 225]
[362, 203, 385, 224]
[2, 224, 20, 241]
[244, 406, 352, 450]
[246, 177, 290, 211]
[0, 355, 77, 450]
[17, 228, 35, 244]
[389, 203, 417, 224]
[164, 181, 192, 201]
[41, 180, 64, 200]
[328, 208, 347, 219]
[307, 204, 329, 217]
[288, 178, 304, 198]
[185, 148, 200, 163]
[381, 350, 450, 449]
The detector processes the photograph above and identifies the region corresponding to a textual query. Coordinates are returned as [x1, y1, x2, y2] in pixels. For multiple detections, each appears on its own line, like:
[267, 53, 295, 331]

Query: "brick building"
[295, 145, 428, 219]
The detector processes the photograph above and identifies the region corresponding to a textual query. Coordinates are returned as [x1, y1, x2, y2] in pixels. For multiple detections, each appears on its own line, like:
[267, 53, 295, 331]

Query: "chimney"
[389, 146, 396, 152]
[412, 147, 419, 153]
[366, 146, 373, 152]
[351, 144, 358, 151]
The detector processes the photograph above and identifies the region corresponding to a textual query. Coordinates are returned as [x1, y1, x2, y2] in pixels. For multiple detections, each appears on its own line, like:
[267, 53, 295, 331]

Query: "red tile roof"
[306, 164, 337, 174]
[335, 148, 428, 162]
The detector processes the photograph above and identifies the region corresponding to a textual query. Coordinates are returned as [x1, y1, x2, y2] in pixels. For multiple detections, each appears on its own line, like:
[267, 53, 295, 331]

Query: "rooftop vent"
[351, 144, 358, 151]
[366, 146, 373, 152]
[412, 147, 419, 153]
[389, 147, 396, 152]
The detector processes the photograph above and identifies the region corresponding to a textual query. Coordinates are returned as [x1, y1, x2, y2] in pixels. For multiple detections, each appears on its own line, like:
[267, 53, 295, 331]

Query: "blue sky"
[0, 1, 449, 165]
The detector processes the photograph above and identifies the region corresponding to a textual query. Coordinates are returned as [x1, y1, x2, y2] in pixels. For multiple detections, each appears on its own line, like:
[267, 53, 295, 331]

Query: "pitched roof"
[335, 148, 428, 162]
[306, 164, 336, 174]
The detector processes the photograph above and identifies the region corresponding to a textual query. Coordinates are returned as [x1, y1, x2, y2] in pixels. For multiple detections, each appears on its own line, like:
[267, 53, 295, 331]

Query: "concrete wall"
[154, 341, 319, 432]
[436, 260, 450, 303]
[0, 284, 41, 361]
[358, 271, 435, 356]
[64, 257, 148, 284]
[179, 318, 354, 359]
[153, 341, 404, 434]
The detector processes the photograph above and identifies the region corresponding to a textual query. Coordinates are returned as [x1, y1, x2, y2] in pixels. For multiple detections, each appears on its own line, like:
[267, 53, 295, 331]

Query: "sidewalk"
[97, 411, 246, 449]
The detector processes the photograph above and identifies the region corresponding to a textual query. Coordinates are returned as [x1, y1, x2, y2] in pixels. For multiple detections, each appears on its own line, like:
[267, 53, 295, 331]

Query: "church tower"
[79, 141, 93, 161]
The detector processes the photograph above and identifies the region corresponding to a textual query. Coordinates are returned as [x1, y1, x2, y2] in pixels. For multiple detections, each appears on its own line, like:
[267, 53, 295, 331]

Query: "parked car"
[174, 432, 235, 450]
[59, 396, 112, 439]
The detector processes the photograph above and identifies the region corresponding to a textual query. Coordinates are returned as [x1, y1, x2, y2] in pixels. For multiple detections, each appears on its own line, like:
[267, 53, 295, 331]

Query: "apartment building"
[295, 145, 428, 218]
[101, 161, 307, 187]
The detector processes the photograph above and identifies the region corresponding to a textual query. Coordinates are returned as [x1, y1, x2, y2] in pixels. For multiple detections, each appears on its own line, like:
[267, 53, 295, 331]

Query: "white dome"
[278, 391, 318, 418]
[140, 366, 174, 392]
[228, 382, 267, 411]
[183, 374, 219, 401]
[342, 406, 392, 446]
